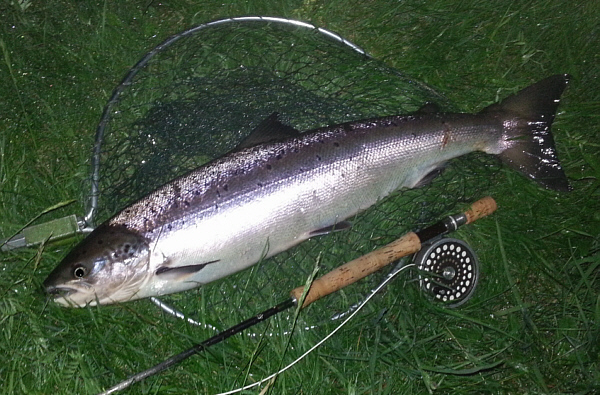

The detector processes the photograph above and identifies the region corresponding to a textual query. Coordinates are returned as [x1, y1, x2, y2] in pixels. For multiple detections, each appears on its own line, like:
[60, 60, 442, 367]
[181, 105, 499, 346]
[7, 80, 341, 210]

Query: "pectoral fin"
[155, 260, 219, 280]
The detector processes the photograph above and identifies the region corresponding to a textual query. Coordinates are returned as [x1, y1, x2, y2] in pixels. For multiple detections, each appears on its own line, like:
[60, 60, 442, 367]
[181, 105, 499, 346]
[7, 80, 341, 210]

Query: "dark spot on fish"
[333, 142, 340, 147]
[223, 184, 229, 192]
[318, 139, 325, 144]
[276, 154, 282, 160]
[173, 183, 181, 199]
[257, 182, 263, 187]
[216, 189, 221, 198]
[167, 224, 172, 231]
[183, 200, 190, 207]
[316, 155, 322, 161]
[127, 244, 137, 257]
[292, 147, 299, 153]
[97, 239, 103, 245]
[266, 164, 272, 170]
[123, 244, 131, 254]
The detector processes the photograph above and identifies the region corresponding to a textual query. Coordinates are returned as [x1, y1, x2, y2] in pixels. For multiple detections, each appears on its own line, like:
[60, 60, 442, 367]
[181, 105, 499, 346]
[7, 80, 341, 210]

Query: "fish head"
[44, 224, 152, 307]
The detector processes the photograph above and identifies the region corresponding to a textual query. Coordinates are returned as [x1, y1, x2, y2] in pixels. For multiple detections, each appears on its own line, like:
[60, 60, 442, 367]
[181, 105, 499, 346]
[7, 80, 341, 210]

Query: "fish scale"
[44, 75, 570, 307]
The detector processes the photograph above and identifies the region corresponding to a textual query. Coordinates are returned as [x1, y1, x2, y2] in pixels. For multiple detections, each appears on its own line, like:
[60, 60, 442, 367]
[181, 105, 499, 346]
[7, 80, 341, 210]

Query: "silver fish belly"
[44, 75, 570, 306]
[118, 115, 497, 298]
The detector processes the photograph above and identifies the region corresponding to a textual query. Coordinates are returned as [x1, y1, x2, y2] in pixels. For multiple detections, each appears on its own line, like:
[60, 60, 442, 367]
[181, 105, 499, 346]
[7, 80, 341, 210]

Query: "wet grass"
[1, 0, 599, 394]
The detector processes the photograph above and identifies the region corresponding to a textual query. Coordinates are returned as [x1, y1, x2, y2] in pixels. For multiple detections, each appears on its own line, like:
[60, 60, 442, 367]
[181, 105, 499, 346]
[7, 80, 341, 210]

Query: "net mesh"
[92, 17, 499, 334]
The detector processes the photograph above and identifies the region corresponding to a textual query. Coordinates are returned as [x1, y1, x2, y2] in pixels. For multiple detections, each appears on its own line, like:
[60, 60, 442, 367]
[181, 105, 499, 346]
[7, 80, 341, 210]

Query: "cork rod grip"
[290, 196, 497, 309]
[290, 232, 421, 308]
[465, 196, 497, 224]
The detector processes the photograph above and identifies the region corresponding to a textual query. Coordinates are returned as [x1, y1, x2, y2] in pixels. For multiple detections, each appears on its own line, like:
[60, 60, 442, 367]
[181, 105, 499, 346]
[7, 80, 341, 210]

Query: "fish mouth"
[45, 285, 94, 307]
[46, 285, 77, 297]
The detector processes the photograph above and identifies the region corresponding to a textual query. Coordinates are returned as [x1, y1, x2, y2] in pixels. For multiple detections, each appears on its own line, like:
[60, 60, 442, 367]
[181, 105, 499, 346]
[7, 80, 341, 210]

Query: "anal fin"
[413, 164, 447, 188]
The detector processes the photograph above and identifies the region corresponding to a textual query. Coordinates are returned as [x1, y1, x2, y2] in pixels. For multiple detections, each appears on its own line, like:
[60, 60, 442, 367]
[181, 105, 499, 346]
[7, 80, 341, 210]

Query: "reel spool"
[414, 238, 479, 308]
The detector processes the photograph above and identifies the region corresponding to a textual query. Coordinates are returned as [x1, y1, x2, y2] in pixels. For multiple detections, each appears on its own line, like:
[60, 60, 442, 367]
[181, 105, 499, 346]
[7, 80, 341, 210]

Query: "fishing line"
[150, 297, 220, 332]
[214, 263, 415, 395]
[329, 256, 410, 322]
[223, 238, 481, 394]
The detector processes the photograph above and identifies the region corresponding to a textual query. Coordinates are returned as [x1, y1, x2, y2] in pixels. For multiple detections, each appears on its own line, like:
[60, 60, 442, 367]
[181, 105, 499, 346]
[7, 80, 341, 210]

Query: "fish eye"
[73, 266, 87, 278]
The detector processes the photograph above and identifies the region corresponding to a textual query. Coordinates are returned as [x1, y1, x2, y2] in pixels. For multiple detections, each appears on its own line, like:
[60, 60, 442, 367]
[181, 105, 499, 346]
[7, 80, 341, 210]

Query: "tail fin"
[482, 74, 571, 191]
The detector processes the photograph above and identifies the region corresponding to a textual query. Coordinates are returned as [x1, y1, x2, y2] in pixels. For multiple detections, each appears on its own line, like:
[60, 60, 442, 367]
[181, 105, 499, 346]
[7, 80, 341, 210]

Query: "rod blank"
[99, 196, 497, 394]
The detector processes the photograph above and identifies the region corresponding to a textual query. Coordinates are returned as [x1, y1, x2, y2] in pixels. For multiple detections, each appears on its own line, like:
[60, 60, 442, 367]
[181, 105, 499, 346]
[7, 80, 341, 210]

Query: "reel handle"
[290, 196, 497, 308]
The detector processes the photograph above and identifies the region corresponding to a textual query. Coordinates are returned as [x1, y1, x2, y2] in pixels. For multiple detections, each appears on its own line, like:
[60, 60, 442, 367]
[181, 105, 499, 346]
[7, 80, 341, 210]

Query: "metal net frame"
[87, 16, 500, 337]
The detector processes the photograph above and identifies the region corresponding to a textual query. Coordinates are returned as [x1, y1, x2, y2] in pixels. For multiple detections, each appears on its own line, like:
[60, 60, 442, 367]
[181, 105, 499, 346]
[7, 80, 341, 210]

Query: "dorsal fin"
[235, 113, 302, 150]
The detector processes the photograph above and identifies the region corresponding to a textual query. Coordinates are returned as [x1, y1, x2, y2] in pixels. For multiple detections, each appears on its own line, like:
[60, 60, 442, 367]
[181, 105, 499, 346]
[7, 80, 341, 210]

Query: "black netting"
[91, 17, 500, 334]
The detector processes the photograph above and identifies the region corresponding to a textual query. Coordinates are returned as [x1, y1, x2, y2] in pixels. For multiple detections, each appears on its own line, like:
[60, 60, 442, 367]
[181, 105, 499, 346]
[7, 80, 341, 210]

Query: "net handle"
[290, 196, 497, 308]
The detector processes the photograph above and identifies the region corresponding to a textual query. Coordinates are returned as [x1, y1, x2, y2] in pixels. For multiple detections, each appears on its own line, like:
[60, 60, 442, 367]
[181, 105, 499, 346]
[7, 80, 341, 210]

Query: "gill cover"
[44, 224, 151, 306]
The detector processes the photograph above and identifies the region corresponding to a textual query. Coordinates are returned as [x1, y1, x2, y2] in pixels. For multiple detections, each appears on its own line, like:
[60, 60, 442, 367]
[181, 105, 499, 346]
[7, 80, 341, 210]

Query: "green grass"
[1, 0, 599, 394]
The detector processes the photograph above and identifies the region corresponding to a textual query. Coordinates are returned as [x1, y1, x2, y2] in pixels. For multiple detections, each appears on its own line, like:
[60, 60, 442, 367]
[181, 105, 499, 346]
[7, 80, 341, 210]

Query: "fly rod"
[99, 196, 497, 395]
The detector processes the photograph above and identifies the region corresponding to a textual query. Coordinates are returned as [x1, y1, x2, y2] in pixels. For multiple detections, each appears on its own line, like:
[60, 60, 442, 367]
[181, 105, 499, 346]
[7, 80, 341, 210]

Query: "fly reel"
[413, 238, 479, 307]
